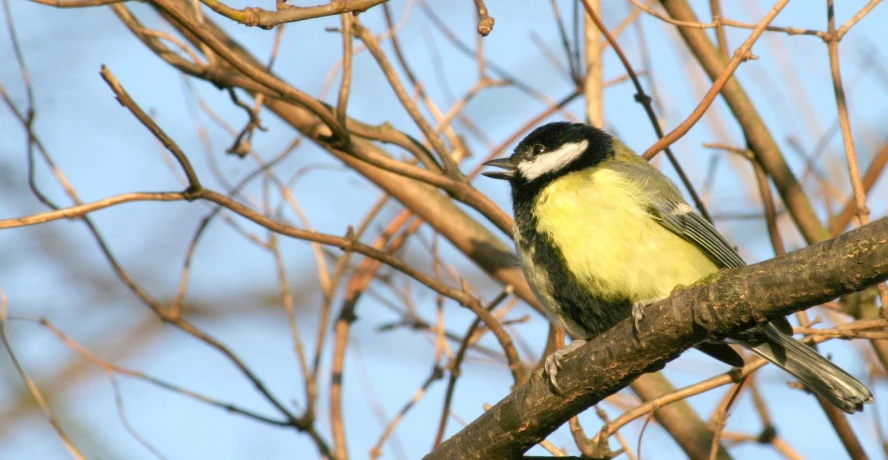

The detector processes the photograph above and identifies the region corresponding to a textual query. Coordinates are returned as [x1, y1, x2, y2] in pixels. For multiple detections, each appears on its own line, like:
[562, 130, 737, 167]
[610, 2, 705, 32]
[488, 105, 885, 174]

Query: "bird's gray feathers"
[608, 145, 745, 269]
[486, 124, 871, 413]
[608, 144, 794, 335]
[605, 144, 871, 412]
[737, 324, 873, 413]
[657, 207, 747, 269]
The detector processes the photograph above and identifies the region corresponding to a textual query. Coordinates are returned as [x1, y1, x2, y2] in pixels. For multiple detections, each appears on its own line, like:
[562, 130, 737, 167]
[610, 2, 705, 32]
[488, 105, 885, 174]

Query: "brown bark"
[428, 216, 888, 459]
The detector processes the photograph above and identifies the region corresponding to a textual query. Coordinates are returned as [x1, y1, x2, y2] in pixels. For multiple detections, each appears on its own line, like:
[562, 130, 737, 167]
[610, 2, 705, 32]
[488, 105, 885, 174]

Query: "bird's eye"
[532, 144, 545, 155]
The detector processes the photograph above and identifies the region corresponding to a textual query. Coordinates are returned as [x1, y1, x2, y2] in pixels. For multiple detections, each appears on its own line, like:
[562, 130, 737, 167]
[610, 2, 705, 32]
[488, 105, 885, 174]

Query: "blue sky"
[2, 1, 887, 458]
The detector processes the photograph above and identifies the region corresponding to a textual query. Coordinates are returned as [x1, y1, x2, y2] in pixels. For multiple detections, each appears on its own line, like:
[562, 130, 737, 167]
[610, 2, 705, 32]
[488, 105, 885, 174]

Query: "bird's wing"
[610, 153, 795, 335]
[610, 145, 793, 335]
[609, 155, 745, 269]
[652, 199, 747, 269]
[613, 157, 792, 334]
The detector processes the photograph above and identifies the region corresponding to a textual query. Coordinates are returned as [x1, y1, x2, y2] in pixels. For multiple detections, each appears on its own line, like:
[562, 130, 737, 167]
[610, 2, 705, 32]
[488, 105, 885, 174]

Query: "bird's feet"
[631, 298, 661, 337]
[544, 339, 586, 394]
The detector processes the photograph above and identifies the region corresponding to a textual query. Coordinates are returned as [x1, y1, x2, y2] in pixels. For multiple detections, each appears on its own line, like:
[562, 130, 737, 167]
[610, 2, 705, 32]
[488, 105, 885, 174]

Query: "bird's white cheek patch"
[518, 140, 589, 181]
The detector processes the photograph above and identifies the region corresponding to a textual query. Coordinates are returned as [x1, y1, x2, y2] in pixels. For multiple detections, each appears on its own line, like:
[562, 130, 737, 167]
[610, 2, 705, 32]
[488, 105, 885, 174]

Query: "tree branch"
[428, 216, 888, 459]
[660, 0, 829, 245]
[197, 0, 388, 29]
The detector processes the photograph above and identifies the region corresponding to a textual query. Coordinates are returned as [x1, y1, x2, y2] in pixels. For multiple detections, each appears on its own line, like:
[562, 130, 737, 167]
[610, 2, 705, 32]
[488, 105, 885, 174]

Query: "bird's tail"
[739, 324, 873, 414]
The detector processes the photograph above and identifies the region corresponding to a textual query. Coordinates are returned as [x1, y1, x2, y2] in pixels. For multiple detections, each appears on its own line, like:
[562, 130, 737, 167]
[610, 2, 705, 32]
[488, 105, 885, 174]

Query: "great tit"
[483, 121, 872, 413]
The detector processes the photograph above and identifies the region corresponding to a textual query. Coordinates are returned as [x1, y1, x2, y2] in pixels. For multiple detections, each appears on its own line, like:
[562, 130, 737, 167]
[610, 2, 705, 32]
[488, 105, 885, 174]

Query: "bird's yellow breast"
[533, 168, 719, 302]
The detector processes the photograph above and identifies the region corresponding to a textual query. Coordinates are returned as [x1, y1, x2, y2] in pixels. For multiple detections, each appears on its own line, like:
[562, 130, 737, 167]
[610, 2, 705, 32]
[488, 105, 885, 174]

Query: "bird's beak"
[481, 157, 517, 180]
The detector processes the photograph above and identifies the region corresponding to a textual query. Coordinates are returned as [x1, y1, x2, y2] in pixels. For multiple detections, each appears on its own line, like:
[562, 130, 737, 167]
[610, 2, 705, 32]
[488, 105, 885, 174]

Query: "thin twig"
[99, 66, 202, 192]
[196, 0, 388, 29]
[352, 18, 459, 174]
[433, 286, 514, 447]
[709, 0, 729, 59]
[336, 12, 353, 136]
[826, 0, 888, 316]
[0, 290, 87, 460]
[472, 0, 494, 36]
[371, 365, 444, 458]
[641, 0, 792, 160]
[580, 0, 713, 222]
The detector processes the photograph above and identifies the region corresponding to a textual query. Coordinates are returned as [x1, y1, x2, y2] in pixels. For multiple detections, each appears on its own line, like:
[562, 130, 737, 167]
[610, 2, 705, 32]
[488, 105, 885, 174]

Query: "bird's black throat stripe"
[512, 182, 633, 339]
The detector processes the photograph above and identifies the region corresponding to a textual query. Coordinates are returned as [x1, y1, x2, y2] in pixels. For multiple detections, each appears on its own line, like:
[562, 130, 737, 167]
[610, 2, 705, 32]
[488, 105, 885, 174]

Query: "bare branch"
[197, 0, 388, 29]
[429, 216, 888, 458]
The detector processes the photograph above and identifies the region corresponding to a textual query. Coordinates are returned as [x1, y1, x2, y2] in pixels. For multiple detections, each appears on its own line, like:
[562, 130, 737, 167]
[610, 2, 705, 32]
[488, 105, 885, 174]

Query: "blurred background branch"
[1, 0, 886, 458]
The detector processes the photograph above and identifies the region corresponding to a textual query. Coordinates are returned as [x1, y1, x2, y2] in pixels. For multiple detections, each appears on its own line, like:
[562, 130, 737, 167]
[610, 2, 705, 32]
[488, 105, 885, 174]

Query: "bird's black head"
[482, 122, 614, 184]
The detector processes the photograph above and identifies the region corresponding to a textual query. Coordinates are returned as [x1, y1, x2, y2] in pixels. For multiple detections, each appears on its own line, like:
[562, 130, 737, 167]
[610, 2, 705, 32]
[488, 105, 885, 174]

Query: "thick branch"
[131, 6, 740, 455]
[428, 216, 888, 459]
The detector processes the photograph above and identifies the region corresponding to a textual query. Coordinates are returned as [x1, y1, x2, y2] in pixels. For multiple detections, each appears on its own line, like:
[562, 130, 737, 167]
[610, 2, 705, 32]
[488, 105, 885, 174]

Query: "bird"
[482, 121, 873, 414]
